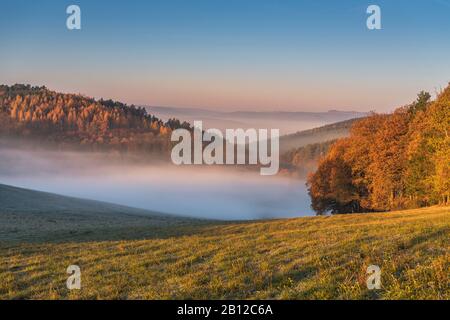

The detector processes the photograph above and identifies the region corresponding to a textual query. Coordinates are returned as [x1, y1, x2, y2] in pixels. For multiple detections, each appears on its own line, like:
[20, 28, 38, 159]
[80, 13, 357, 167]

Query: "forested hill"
[0, 84, 191, 154]
[279, 118, 358, 153]
[308, 87, 450, 215]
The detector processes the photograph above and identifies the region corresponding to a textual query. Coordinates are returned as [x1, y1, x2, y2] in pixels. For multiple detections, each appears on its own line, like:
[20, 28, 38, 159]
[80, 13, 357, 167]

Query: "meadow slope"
[0, 184, 206, 243]
[0, 206, 448, 300]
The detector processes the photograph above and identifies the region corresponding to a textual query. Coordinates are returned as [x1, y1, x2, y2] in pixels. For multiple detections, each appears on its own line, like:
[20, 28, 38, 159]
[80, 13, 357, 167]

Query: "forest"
[279, 140, 336, 177]
[0, 84, 191, 156]
[308, 86, 450, 214]
[0, 84, 342, 170]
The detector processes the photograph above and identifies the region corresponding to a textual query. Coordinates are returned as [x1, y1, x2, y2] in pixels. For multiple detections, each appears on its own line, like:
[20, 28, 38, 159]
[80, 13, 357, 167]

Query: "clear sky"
[1, 0, 449, 112]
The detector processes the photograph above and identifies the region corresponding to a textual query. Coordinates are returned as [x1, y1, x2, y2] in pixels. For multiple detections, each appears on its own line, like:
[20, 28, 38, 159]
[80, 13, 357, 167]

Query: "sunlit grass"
[0, 206, 448, 299]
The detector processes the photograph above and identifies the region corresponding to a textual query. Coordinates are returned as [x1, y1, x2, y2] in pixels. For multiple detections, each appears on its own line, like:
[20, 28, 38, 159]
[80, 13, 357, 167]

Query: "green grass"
[0, 206, 448, 300]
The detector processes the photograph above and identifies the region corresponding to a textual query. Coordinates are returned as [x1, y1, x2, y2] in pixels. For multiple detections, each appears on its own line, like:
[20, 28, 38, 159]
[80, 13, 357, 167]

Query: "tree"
[307, 86, 449, 214]
[307, 139, 361, 214]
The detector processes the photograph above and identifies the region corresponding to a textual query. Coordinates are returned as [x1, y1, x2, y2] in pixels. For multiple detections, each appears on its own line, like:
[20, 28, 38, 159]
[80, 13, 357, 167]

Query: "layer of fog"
[147, 106, 366, 136]
[0, 146, 314, 220]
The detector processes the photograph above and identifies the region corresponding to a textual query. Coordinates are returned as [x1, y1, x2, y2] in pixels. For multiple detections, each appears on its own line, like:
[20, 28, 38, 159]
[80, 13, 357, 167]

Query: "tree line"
[307, 86, 450, 214]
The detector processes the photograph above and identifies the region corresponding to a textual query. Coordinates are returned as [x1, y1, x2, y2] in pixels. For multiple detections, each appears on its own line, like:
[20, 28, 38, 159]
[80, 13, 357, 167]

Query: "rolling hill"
[279, 118, 359, 153]
[0, 84, 363, 166]
[0, 184, 205, 242]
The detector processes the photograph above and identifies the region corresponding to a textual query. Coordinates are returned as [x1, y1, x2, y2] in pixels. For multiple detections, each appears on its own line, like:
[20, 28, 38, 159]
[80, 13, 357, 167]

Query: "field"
[0, 190, 448, 299]
[0, 183, 206, 243]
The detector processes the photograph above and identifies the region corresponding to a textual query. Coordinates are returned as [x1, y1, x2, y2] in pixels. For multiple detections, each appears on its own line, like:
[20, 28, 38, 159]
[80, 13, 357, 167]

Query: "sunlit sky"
[1, 0, 450, 112]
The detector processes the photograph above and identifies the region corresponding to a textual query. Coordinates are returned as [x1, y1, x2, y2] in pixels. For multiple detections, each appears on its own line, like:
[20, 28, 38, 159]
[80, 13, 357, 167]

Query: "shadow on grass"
[0, 220, 235, 245]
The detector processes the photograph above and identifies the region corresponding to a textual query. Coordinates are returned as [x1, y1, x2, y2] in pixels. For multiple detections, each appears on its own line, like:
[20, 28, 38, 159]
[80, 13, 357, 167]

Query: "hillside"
[0, 84, 359, 163]
[279, 118, 359, 153]
[252, 119, 360, 177]
[0, 184, 204, 242]
[0, 84, 191, 155]
[0, 205, 448, 299]
[280, 140, 336, 177]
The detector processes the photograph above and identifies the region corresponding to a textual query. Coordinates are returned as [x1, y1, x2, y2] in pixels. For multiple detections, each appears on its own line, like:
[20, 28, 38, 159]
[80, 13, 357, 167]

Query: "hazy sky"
[1, 0, 449, 112]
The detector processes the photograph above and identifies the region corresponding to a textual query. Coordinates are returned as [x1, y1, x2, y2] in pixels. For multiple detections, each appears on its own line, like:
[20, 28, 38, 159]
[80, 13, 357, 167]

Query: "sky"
[1, 0, 450, 112]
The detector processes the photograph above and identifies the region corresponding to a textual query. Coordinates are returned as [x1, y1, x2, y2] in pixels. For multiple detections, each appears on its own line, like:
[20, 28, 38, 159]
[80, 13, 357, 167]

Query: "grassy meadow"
[1, 206, 448, 300]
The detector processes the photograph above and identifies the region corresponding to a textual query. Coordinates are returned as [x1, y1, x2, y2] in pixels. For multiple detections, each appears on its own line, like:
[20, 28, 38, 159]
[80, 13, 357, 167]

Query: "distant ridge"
[146, 105, 366, 120]
[279, 118, 360, 152]
[146, 105, 367, 136]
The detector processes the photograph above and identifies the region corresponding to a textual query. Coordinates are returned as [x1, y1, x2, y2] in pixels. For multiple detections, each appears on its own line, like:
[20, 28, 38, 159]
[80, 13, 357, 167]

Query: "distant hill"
[280, 140, 337, 178]
[0, 183, 200, 242]
[147, 105, 366, 136]
[277, 119, 365, 178]
[229, 110, 365, 121]
[279, 118, 360, 153]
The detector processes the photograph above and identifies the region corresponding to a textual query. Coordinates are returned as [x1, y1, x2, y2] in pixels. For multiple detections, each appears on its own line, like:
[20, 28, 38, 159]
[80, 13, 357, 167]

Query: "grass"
[0, 206, 448, 300]
[0, 183, 206, 242]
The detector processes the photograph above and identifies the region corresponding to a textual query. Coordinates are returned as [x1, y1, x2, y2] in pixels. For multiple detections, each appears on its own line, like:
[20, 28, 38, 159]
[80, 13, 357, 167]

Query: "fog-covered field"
[0, 145, 313, 220]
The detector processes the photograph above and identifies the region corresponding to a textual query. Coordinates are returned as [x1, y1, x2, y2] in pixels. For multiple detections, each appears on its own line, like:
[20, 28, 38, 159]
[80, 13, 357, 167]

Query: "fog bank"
[0, 146, 313, 220]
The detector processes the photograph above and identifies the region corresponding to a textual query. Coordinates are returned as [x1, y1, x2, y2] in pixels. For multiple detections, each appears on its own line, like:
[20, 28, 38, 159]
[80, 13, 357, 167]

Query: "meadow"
[1, 206, 448, 300]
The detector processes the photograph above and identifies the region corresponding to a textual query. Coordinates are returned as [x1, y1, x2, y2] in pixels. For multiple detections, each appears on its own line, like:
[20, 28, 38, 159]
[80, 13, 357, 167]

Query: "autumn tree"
[0, 84, 190, 157]
[308, 86, 449, 214]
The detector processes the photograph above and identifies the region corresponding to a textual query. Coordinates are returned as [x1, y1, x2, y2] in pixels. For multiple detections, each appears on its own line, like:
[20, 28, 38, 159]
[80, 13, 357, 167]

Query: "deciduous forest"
[0, 84, 191, 155]
[308, 87, 450, 214]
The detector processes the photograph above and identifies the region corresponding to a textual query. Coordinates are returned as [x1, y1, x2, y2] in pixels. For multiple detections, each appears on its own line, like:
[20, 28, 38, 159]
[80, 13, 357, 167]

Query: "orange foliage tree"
[308, 85, 449, 214]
